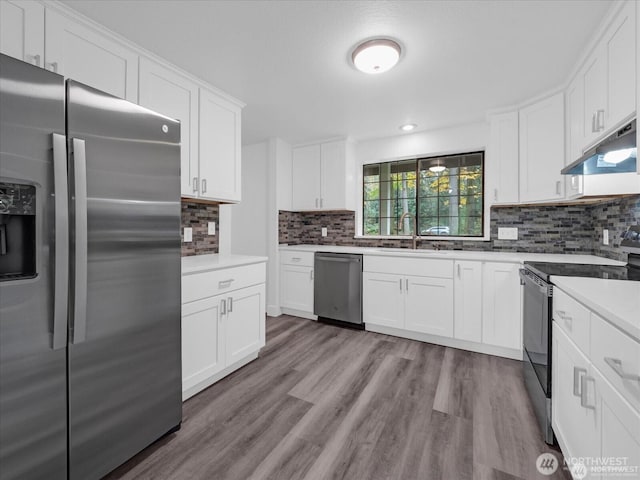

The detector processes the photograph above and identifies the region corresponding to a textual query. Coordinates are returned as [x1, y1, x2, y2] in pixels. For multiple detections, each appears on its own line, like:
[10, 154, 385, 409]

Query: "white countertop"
[279, 244, 626, 266]
[182, 254, 268, 275]
[551, 276, 640, 342]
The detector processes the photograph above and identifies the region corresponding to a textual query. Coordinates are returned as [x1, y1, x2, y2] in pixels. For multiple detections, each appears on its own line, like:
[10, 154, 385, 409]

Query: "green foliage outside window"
[363, 152, 484, 237]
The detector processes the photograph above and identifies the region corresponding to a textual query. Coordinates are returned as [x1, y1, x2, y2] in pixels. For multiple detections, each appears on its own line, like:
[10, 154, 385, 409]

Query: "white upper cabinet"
[198, 88, 242, 203]
[488, 111, 519, 204]
[518, 92, 565, 203]
[45, 9, 138, 102]
[139, 58, 199, 197]
[577, 0, 636, 150]
[0, 0, 44, 66]
[565, 77, 585, 198]
[291, 139, 355, 211]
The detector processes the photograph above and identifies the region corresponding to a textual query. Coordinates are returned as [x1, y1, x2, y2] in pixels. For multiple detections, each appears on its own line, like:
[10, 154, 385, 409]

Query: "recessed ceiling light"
[352, 38, 401, 74]
[400, 123, 416, 132]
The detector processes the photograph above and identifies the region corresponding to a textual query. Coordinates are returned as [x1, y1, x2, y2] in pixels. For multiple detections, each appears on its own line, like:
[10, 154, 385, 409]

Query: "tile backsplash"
[279, 195, 640, 262]
[181, 200, 219, 256]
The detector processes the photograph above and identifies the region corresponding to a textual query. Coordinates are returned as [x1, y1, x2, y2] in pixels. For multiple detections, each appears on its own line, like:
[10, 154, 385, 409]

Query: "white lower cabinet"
[552, 292, 640, 480]
[481, 262, 522, 350]
[280, 251, 315, 318]
[405, 276, 454, 337]
[181, 263, 266, 400]
[454, 261, 483, 342]
[362, 272, 404, 329]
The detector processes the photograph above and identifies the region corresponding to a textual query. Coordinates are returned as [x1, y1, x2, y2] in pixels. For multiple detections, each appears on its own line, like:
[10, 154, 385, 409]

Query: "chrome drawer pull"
[219, 279, 234, 289]
[291, 257, 301, 262]
[604, 357, 640, 382]
[580, 375, 596, 410]
[573, 366, 587, 397]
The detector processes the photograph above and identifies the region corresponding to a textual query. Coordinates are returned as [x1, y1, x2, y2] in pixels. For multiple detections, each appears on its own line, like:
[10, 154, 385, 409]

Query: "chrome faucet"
[398, 212, 418, 249]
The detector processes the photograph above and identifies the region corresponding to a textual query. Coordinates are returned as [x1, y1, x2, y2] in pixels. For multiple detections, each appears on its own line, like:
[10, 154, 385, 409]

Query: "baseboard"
[182, 351, 259, 401]
[281, 307, 317, 321]
[365, 324, 523, 360]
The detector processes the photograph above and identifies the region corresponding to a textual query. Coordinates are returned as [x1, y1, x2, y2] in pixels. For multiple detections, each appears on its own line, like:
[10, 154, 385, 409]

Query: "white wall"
[354, 121, 491, 239]
[230, 142, 269, 256]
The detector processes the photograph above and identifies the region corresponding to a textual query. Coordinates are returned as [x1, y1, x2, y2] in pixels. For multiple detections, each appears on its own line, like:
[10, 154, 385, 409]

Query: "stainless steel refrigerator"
[0, 53, 182, 480]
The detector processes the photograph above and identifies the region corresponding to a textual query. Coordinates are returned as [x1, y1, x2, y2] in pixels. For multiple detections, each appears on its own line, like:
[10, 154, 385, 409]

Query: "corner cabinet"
[518, 92, 566, 203]
[487, 111, 519, 205]
[291, 139, 356, 211]
[181, 261, 266, 400]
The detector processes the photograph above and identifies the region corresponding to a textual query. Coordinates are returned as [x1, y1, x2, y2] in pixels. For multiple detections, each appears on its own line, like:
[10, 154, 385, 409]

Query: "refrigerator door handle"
[52, 133, 69, 350]
[72, 138, 88, 344]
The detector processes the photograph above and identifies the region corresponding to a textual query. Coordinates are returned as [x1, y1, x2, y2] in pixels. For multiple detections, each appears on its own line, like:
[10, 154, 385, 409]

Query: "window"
[363, 151, 484, 237]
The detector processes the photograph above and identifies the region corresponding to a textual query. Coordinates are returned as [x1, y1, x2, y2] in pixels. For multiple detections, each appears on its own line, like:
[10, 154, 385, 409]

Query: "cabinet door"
[583, 52, 607, 147]
[45, 9, 138, 102]
[405, 276, 454, 337]
[181, 295, 224, 394]
[482, 262, 521, 350]
[225, 284, 265, 366]
[199, 88, 242, 202]
[604, 0, 636, 131]
[453, 261, 482, 342]
[139, 58, 199, 197]
[594, 367, 640, 479]
[0, 0, 44, 66]
[320, 140, 346, 209]
[280, 264, 314, 313]
[362, 272, 404, 328]
[518, 92, 565, 202]
[292, 144, 321, 210]
[552, 324, 599, 466]
[488, 111, 519, 204]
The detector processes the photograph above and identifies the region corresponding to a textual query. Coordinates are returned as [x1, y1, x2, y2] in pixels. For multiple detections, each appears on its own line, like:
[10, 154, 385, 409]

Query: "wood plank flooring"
[105, 316, 569, 480]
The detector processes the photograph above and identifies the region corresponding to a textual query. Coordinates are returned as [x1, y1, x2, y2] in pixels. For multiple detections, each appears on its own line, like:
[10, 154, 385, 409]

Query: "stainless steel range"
[519, 225, 640, 445]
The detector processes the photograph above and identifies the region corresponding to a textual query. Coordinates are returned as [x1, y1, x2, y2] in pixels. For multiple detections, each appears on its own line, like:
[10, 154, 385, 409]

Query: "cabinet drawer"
[182, 263, 266, 304]
[553, 288, 590, 355]
[364, 255, 453, 278]
[591, 313, 640, 412]
[280, 250, 314, 267]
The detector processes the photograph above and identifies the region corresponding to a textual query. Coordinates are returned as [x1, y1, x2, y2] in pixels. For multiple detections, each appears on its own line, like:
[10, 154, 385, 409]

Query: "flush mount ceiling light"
[429, 159, 446, 173]
[352, 38, 401, 74]
[400, 123, 416, 132]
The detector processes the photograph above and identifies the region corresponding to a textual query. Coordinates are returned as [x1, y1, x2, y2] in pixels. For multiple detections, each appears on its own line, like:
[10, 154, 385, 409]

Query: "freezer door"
[0, 54, 67, 479]
[66, 80, 182, 479]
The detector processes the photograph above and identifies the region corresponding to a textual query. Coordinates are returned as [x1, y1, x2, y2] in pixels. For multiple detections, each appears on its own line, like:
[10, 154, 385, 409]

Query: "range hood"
[562, 119, 636, 175]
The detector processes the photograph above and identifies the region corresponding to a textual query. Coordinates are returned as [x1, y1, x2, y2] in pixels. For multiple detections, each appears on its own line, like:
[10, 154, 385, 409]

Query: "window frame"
[361, 150, 485, 239]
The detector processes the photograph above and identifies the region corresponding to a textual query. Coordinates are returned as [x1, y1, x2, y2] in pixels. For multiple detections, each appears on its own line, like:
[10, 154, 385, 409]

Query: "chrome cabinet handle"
[27, 54, 41, 67]
[399, 278, 402, 291]
[493, 188, 498, 202]
[310, 269, 314, 280]
[72, 138, 88, 344]
[591, 112, 596, 133]
[556, 310, 572, 330]
[201, 178, 207, 194]
[580, 375, 596, 410]
[555, 181, 562, 196]
[573, 366, 587, 397]
[596, 109, 605, 131]
[320, 198, 323, 208]
[315, 198, 319, 208]
[604, 357, 640, 382]
[45, 61, 58, 73]
[192, 177, 198, 193]
[219, 278, 234, 289]
[405, 278, 409, 291]
[457, 264, 461, 278]
[220, 298, 226, 316]
[228, 297, 233, 313]
[52, 133, 69, 350]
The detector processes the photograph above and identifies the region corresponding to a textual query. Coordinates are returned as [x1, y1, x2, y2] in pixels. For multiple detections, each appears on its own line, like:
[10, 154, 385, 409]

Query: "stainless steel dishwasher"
[313, 252, 363, 328]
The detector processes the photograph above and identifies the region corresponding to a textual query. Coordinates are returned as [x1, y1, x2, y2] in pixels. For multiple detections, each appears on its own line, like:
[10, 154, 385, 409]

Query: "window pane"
[458, 195, 482, 217]
[363, 163, 380, 182]
[460, 173, 482, 195]
[418, 197, 438, 218]
[363, 200, 379, 219]
[364, 182, 380, 201]
[364, 217, 380, 235]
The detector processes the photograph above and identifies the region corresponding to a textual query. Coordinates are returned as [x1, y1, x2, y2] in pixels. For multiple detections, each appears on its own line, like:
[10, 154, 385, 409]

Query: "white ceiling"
[62, 0, 612, 146]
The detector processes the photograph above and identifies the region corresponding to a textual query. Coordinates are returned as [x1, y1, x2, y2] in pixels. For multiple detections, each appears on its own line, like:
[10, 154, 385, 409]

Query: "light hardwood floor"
[106, 315, 569, 480]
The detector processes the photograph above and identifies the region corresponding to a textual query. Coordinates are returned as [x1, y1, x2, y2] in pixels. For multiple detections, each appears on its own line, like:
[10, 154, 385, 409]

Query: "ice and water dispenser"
[0, 182, 36, 281]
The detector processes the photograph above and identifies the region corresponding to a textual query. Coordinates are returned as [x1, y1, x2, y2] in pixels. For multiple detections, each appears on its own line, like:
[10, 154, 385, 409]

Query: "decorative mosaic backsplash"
[279, 195, 640, 262]
[181, 200, 219, 256]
